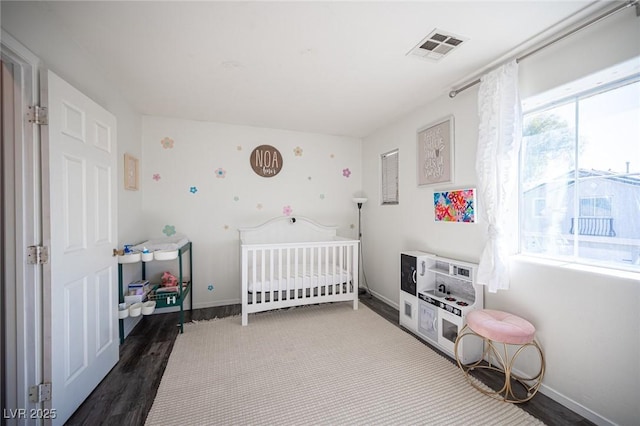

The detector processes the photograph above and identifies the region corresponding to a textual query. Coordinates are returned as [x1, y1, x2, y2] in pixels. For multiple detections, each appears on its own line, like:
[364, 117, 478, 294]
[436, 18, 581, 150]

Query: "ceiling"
[15, 1, 612, 138]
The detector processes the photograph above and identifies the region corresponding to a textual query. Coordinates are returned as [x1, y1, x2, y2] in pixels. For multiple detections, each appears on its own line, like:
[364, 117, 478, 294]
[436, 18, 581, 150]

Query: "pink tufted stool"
[454, 309, 545, 403]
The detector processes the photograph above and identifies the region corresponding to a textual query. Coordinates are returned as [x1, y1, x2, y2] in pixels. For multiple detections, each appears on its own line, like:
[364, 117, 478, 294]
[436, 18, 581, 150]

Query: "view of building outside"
[521, 78, 640, 270]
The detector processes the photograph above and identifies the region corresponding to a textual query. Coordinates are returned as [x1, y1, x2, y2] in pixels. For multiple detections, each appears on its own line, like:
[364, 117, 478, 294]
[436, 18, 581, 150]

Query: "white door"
[43, 70, 118, 425]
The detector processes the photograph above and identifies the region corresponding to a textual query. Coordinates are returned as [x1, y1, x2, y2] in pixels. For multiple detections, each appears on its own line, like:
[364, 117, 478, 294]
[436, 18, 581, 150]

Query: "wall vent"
[408, 29, 468, 61]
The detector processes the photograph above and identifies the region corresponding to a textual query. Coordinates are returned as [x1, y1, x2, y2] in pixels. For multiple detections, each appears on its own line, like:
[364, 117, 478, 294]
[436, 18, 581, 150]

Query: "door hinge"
[27, 105, 48, 125]
[29, 383, 52, 403]
[27, 245, 49, 265]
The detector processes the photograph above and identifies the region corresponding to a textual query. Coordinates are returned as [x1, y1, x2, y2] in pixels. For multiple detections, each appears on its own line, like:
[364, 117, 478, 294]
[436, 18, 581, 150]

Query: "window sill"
[512, 254, 640, 281]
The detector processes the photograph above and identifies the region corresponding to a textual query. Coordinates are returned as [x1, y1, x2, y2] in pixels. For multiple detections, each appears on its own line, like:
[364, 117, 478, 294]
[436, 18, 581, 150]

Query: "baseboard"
[151, 298, 240, 314]
[366, 289, 398, 310]
[536, 383, 614, 426]
[484, 353, 616, 426]
[193, 298, 240, 309]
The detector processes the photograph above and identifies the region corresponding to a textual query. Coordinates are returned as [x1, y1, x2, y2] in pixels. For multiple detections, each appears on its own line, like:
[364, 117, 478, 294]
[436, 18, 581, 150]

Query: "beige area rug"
[146, 303, 543, 426]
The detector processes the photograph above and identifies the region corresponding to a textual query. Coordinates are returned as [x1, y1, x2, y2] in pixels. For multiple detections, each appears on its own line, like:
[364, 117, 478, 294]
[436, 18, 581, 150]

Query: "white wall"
[361, 10, 639, 426]
[2, 2, 145, 334]
[141, 116, 362, 307]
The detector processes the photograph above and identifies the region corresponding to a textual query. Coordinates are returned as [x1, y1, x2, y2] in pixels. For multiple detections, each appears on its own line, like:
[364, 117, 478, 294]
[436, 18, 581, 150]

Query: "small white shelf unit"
[117, 241, 193, 344]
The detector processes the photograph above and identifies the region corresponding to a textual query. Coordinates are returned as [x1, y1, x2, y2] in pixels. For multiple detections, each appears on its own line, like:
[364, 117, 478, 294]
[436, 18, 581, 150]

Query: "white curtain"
[476, 60, 521, 293]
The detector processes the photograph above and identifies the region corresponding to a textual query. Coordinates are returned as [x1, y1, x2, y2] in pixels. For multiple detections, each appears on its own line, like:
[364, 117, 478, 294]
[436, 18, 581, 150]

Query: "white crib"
[239, 216, 359, 325]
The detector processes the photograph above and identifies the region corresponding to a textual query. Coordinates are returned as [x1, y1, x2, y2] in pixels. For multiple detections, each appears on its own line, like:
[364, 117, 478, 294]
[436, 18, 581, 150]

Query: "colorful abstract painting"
[434, 189, 476, 223]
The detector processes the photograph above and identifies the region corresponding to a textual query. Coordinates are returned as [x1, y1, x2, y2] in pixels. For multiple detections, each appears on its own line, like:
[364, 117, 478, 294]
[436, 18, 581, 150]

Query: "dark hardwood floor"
[67, 296, 593, 426]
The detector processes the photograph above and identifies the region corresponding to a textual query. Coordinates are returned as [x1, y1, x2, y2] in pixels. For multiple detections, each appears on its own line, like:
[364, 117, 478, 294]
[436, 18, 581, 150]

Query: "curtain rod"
[448, 0, 639, 98]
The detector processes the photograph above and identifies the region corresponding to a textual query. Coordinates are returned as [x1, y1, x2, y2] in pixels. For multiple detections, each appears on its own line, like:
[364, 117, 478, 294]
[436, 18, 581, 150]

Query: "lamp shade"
[352, 197, 368, 204]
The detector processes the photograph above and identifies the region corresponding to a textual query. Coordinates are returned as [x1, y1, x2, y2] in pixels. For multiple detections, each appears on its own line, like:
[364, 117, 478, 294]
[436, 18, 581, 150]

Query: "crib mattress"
[247, 263, 352, 292]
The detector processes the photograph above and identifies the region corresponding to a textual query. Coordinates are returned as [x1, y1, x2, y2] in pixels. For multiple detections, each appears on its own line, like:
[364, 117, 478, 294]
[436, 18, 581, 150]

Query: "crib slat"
[277, 247, 282, 301]
[308, 246, 313, 298]
[286, 247, 291, 300]
[324, 245, 329, 295]
[269, 249, 278, 302]
[315, 246, 320, 295]
[251, 250, 258, 304]
[331, 245, 337, 295]
[303, 247, 308, 299]
[346, 244, 352, 294]
[340, 244, 345, 294]
[294, 247, 299, 300]
[260, 249, 266, 305]
[316, 246, 320, 297]
[335, 245, 339, 294]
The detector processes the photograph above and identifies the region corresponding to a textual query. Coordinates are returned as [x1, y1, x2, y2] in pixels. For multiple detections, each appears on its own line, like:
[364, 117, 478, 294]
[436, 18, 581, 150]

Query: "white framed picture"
[417, 116, 454, 186]
[124, 153, 139, 191]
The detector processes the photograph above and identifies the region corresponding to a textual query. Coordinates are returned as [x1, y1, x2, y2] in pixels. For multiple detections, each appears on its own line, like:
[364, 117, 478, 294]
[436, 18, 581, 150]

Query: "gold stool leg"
[504, 339, 545, 403]
[455, 325, 545, 403]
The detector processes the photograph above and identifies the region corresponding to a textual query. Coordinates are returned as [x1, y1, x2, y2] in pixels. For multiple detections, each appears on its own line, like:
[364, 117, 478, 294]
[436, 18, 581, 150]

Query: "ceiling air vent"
[408, 29, 468, 61]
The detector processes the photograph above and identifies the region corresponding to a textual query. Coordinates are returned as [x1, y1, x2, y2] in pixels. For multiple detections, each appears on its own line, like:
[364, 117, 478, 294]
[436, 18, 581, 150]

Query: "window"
[579, 197, 612, 217]
[381, 149, 399, 205]
[520, 72, 640, 270]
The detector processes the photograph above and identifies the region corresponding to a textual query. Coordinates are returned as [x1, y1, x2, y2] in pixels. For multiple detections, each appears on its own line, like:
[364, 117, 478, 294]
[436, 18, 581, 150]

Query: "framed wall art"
[433, 188, 476, 223]
[417, 116, 454, 186]
[124, 153, 139, 191]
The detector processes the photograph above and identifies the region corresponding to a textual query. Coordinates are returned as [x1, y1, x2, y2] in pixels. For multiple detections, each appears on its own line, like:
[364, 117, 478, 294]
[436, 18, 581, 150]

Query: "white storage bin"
[118, 253, 141, 263]
[118, 303, 129, 319]
[154, 250, 178, 261]
[142, 301, 156, 315]
[129, 302, 143, 317]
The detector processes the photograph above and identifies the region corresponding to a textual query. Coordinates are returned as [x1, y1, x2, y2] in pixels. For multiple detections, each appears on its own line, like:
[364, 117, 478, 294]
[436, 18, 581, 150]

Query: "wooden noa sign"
[250, 145, 283, 177]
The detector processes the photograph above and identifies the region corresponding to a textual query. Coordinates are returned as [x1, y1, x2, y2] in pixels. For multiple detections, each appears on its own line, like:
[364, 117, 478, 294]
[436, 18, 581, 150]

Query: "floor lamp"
[352, 197, 369, 295]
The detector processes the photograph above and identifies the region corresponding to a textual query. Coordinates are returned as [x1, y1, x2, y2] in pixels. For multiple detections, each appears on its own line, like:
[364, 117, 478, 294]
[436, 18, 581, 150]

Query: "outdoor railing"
[569, 217, 616, 237]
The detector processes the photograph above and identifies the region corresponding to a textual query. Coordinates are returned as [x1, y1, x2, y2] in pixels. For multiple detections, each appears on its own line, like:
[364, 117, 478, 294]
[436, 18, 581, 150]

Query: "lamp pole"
[352, 197, 368, 295]
[357, 201, 363, 239]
